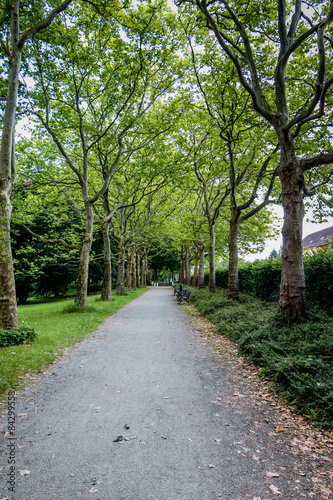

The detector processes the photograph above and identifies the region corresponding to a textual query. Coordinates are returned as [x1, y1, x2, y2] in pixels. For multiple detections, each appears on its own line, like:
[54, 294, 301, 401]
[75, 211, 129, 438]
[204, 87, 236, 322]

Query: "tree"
[179, 0, 333, 317]
[184, 27, 279, 297]
[0, 0, 73, 329]
[26, 0, 183, 306]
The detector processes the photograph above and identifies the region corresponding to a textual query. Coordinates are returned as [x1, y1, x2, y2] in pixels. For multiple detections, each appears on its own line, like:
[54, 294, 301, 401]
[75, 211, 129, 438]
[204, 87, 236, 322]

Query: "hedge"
[203, 249, 333, 308]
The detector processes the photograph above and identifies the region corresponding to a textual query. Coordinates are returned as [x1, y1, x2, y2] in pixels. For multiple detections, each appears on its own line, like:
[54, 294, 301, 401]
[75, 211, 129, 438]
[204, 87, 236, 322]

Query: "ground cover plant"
[189, 287, 333, 428]
[0, 326, 37, 348]
[0, 288, 147, 396]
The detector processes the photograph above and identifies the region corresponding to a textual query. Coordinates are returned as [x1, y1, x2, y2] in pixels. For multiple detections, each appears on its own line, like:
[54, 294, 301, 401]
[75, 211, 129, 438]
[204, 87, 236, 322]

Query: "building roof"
[302, 226, 333, 249]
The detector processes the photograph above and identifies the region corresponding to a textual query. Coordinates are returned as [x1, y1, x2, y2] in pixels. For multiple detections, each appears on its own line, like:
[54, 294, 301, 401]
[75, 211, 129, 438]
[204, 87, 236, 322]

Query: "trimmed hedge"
[204, 249, 333, 308]
[0, 327, 38, 348]
[304, 250, 333, 307]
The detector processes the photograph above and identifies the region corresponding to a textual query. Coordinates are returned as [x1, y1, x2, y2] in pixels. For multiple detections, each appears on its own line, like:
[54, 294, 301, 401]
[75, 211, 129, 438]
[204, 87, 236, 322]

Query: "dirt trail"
[0, 288, 323, 499]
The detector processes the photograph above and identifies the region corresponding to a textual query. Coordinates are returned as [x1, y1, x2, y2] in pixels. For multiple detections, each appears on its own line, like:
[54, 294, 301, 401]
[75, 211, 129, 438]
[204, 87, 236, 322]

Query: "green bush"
[205, 249, 333, 308]
[304, 249, 333, 308]
[0, 327, 38, 347]
[189, 287, 333, 427]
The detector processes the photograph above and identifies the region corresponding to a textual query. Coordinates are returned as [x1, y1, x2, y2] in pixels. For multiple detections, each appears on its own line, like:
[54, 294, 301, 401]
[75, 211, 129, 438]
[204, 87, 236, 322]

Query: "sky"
[246, 207, 333, 262]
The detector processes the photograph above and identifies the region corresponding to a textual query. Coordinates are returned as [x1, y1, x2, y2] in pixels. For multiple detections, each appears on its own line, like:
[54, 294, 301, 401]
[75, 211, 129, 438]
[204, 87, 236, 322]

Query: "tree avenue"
[184, 28, 280, 297]
[23, 0, 184, 307]
[178, 0, 333, 318]
[0, 0, 332, 329]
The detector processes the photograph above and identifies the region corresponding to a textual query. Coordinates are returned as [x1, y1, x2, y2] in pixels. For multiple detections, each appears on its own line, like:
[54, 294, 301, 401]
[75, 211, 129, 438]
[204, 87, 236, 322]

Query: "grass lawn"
[0, 288, 148, 397]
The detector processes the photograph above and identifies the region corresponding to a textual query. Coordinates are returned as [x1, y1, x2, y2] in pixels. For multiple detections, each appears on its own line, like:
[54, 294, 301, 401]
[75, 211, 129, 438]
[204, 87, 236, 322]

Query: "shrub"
[0, 327, 38, 348]
[189, 287, 333, 427]
[304, 249, 333, 309]
[205, 249, 333, 308]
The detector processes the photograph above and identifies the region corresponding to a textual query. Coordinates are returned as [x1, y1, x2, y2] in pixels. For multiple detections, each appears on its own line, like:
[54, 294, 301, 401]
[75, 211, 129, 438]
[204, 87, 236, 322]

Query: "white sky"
[246, 206, 333, 261]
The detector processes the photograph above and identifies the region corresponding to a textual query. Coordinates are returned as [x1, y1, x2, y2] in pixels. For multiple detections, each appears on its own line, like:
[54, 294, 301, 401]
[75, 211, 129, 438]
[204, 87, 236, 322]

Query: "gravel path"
[0, 288, 316, 499]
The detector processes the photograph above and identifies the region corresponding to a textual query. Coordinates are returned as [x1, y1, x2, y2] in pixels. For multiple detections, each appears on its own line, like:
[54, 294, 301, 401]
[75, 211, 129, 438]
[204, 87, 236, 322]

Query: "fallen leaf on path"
[208, 464, 215, 468]
[124, 424, 130, 429]
[275, 426, 285, 433]
[269, 484, 282, 495]
[19, 470, 30, 476]
[266, 472, 280, 478]
[113, 435, 129, 442]
[89, 487, 99, 493]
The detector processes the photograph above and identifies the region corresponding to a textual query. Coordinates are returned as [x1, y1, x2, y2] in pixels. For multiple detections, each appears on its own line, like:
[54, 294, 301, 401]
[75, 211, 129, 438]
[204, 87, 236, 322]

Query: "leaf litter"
[186, 303, 333, 499]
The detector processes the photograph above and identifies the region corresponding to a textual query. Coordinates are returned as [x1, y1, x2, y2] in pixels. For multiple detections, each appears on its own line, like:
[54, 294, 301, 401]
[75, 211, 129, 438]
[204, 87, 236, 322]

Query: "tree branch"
[17, 223, 81, 249]
[300, 151, 333, 171]
[17, 0, 73, 51]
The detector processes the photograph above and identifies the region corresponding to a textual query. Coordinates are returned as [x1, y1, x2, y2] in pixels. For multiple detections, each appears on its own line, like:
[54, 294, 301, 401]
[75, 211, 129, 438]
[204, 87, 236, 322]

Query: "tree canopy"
[0, 0, 332, 327]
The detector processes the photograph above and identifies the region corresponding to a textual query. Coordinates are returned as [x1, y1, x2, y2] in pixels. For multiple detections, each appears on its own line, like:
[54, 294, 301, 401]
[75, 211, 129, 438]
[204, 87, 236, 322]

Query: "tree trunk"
[101, 222, 112, 300]
[126, 248, 133, 292]
[227, 208, 240, 299]
[0, 49, 22, 329]
[192, 246, 199, 287]
[279, 154, 306, 317]
[197, 243, 205, 289]
[208, 223, 216, 291]
[179, 246, 185, 283]
[136, 253, 141, 287]
[132, 247, 137, 289]
[184, 246, 191, 285]
[116, 239, 126, 294]
[141, 251, 146, 287]
[75, 204, 94, 307]
[0, 193, 18, 328]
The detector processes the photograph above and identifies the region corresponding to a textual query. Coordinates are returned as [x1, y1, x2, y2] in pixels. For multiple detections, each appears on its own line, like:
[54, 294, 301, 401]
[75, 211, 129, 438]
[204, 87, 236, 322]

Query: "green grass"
[189, 287, 333, 428]
[0, 288, 148, 397]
